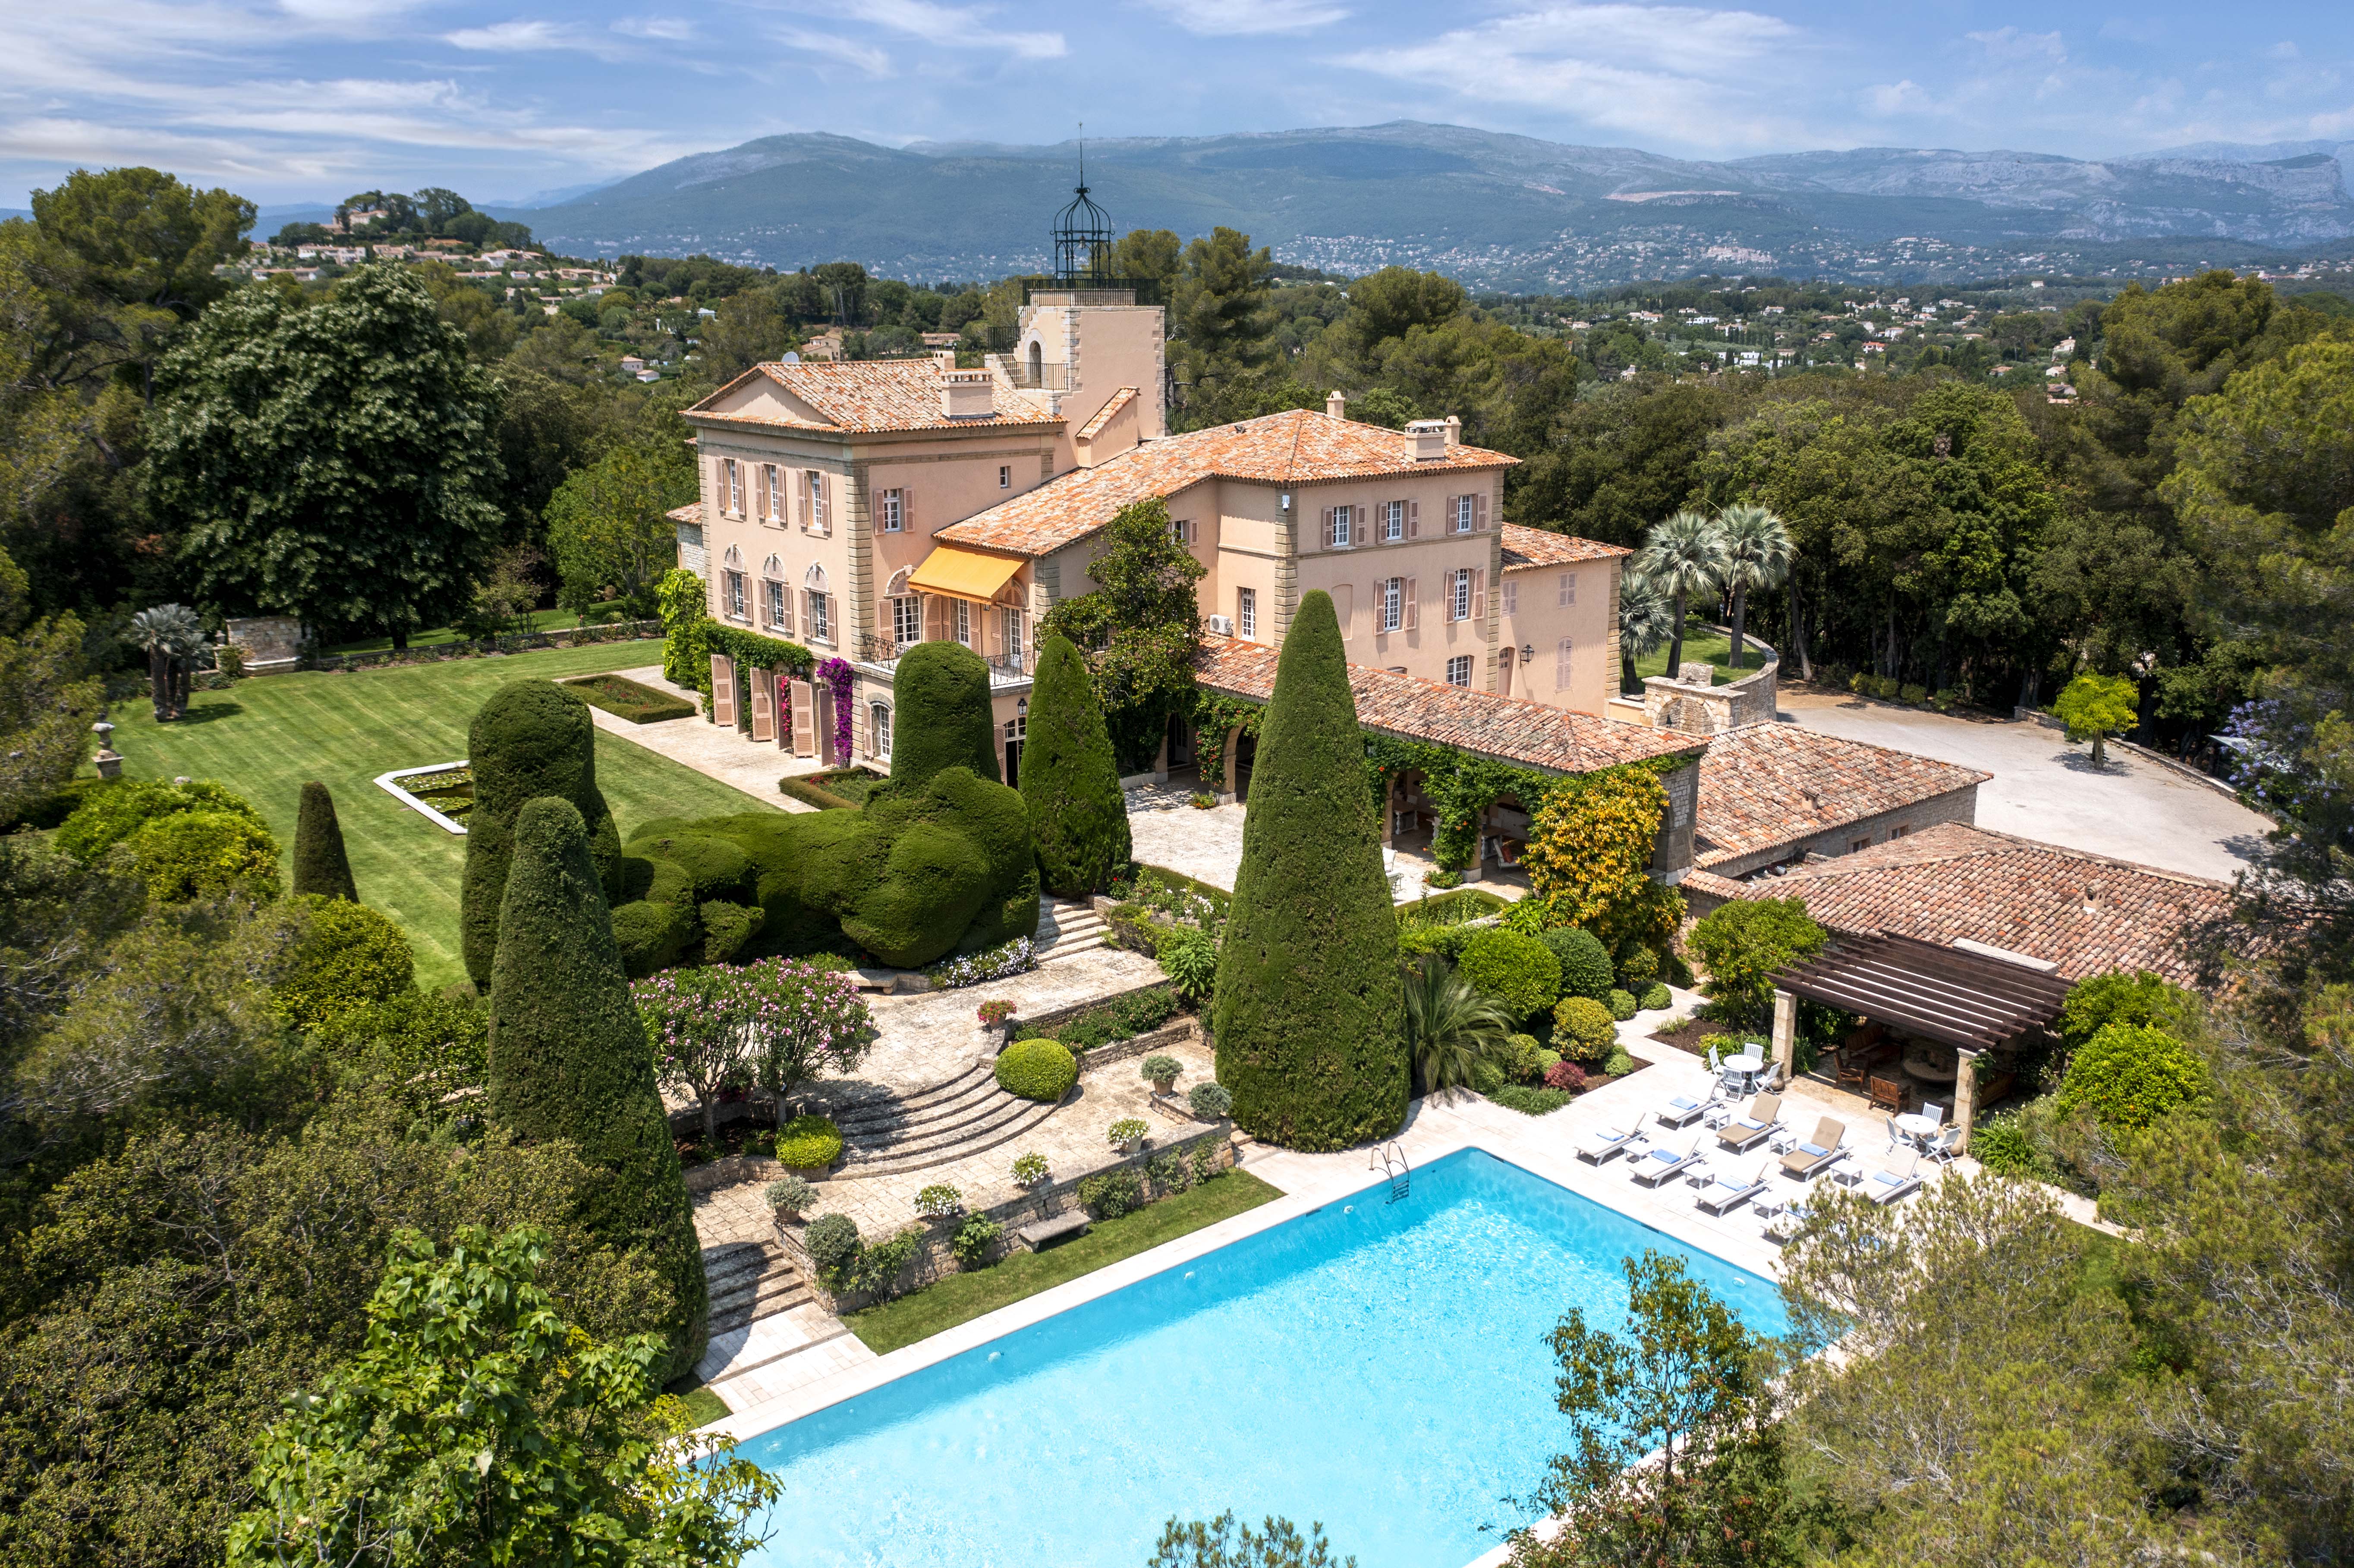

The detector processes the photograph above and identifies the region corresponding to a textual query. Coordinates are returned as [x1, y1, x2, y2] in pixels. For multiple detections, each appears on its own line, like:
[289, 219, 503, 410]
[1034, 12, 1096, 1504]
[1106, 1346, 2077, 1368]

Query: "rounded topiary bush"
[1457, 927, 1563, 1020]
[802, 1212, 862, 1287]
[55, 777, 262, 863]
[1534, 1047, 1563, 1075]
[611, 899, 696, 978]
[891, 640, 1000, 789]
[1541, 926, 1615, 1003]
[1614, 943, 1660, 990]
[1640, 982, 1673, 1012]
[130, 810, 280, 902]
[277, 895, 416, 1029]
[1471, 1059, 1506, 1096]
[1543, 1059, 1588, 1093]
[1502, 1033, 1543, 1082]
[776, 1114, 844, 1170]
[1553, 995, 1617, 1063]
[996, 1037, 1079, 1103]
[1188, 1081, 1234, 1120]
[2054, 1022, 2209, 1132]
[1608, 988, 1638, 1022]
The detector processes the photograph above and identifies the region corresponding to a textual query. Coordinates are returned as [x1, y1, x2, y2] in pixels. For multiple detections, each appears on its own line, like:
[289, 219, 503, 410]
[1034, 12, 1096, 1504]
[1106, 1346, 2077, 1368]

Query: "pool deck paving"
[706, 993, 1981, 1455]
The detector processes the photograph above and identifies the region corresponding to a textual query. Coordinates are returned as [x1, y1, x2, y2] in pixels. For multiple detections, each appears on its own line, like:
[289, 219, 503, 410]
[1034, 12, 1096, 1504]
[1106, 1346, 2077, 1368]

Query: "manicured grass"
[842, 1169, 1284, 1356]
[109, 640, 776, 991]
[323, 606, 589, 654]
[673, 1383, 732, 1428]
[1630, 629, 1771, 685]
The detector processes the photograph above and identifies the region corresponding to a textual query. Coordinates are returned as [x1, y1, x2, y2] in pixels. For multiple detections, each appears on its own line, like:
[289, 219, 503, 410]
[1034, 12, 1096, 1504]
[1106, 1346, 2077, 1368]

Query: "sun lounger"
[1778, 1117, 1847, 1181]
[1577, 1124, 1644, 1165]
[1715, 1093, 1783, 1153]
[1862, 1153, 1923, 1206]
[1653, 1093, 1713, 1130]
[1630, 1134, 1705, 1187]
[1695, 1160, 1770, 1215]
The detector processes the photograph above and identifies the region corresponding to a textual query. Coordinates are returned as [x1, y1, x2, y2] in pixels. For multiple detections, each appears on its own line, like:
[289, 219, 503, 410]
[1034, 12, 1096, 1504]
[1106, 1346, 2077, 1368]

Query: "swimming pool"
[740, 1147, 1788, 1568]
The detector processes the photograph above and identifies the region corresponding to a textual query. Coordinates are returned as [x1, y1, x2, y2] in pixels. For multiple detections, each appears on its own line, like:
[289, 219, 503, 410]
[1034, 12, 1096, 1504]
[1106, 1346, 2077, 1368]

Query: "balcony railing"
[987, 353, 1072, 392]
[855, 635, 1033, 687]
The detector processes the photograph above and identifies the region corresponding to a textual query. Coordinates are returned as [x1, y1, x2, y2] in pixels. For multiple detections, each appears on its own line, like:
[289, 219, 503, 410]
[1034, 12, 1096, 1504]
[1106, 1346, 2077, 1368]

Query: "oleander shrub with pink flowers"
[633, 957, 876, 1142]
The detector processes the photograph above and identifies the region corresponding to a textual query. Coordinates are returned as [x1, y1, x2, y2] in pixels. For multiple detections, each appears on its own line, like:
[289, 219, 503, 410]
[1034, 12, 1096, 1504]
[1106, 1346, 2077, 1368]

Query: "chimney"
[1406, 419, 1448, 462]
[1444, 414, 1462, 448]
[940, 367, 994, 420]
[1326, 389, 1347, 420]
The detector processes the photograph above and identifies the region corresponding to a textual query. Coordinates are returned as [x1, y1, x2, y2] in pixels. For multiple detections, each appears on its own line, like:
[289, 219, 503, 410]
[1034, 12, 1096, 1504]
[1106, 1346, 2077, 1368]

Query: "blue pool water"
[740, 1148, 1788, 1568]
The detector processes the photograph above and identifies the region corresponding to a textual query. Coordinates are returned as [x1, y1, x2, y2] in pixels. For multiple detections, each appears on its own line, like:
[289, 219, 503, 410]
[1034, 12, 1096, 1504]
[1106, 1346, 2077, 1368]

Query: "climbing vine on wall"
[1190, 693, 1265, 791]
[1361, 738, 1553, 871]
[816, 656, 856, 760]
[1510, 765, 1686, 957]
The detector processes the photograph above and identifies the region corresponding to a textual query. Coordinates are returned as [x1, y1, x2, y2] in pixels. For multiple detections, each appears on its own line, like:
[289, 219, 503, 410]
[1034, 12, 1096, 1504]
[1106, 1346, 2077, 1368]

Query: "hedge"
[776, 1113, 844, 1170]
[56, 777, 261, 863]
[779, 775, 860, 811]
[1542, 926, 1615, 1003]
[459, 680, 622, 988]
[890, 639, 1000, 788]
[1020, 633, 1130, 896]
[1211, 591, 1406, 1150]
[276, 895, 416, 1030]
[562, 672, 697, 724]
[130, 810, 280, 902]
[1456, 927, 1562, 1020]
[291, 781, 359, 902]
[485, 795, 705, 1380]
[995, 1037, 1078, 1102]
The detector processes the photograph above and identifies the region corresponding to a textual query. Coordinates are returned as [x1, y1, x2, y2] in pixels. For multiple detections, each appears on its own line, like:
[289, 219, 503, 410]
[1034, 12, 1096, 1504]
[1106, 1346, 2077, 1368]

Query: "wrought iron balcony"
[853, 635, 1032, 689]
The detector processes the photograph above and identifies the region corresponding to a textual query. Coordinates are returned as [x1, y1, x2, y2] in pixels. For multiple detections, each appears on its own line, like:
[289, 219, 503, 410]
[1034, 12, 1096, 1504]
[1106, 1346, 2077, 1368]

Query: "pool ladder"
[1370, 1142, 1410, 1202]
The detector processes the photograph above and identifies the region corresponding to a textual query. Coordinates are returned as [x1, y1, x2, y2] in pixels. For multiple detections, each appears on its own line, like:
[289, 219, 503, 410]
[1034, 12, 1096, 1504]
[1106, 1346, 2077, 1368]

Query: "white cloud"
[1966, 27, 2066, 66]
[1863, 79, 1932, 116]
[1130, 0, 1346, 36]
[770, 25, 892, 75]
[445, 20, 570, 51]
[614, 16, 697, 41]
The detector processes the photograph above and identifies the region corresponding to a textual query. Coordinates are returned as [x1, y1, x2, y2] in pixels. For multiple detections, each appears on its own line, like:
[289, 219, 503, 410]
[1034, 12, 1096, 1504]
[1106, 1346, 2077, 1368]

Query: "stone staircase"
[1035, 896, 1108, 965]
[702, 1238, 814, 1338]
[827, 1059, 1061, 1178]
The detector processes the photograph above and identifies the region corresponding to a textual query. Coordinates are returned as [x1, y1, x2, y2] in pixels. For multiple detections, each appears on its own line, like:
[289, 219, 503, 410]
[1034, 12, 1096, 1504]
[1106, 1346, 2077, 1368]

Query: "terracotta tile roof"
[1707, 823, 2231, 985]
[1075, 386, 1137, 442]
[939, 409, 1518, 558]
[667, 501, 704, 526]
[1500, 524, 1631, 570]
[1693, 724, 1989, 874]
[687, 360, 1063, 435]
[1196, 633, 1702, 776]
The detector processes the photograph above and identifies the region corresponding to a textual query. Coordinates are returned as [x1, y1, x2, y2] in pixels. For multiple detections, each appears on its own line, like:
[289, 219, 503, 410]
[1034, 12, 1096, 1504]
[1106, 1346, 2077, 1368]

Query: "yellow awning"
[907, 544, 1025, 604]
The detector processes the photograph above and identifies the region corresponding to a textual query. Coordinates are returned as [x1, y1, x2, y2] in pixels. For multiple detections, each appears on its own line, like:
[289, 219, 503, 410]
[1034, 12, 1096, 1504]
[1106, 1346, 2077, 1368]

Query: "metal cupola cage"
[1049, 138, 1117, 287]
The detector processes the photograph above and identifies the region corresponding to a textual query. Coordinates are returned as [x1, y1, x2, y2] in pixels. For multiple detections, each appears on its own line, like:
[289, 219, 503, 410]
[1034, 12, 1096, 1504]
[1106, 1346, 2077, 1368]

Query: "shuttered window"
[1502, 578, 1518, 616]
[1446, 655, 1472, 688]
[1451, 568, 1473, 621]
[1558, 572, 1577, 607]
[1381, 577, 1403, 633]
[1556, 638, 1574, 691]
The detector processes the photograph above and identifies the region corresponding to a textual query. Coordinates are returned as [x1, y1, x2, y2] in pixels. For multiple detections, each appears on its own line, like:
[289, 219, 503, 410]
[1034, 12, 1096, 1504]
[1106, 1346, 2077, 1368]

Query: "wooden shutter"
[710, 654, 736, 726]
[749, 667, 775, 741]
[1404, 576, 1418, 631]
[1407, 499, 1420, 538]
[1475, 492, 1490, 531]
[798, 470, 812, 529]
[815, 683, 837, 764]
[1322, 507, 1334, 548]
[902, 487, 914, 536]
[788, 680, 816, 757]
[1556, 638, 1574, 691]
[1473, 569, 1485, 622]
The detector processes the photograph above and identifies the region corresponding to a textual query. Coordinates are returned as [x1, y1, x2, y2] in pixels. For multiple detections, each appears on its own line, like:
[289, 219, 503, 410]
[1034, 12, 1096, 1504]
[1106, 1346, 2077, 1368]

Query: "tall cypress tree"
[488, 796, 706, 1379]
[290, 780, 359, 902]
[890, 640, 999, 788]
[1020, 633, 1131, 896]
[1211, 591, 1406, 1148]
[460, 680, 621, 988]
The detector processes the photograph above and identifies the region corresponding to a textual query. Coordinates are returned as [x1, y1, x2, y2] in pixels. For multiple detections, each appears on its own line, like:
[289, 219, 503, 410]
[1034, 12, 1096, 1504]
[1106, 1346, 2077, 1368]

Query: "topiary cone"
[459, 679, 622, 987]
[1211, 590, 1407, 1149]
[1020, 633, 1131, 896]
[889, 640, 1000, 789]
[291, 780, 359, 902]
[487, 796, 707, 1379]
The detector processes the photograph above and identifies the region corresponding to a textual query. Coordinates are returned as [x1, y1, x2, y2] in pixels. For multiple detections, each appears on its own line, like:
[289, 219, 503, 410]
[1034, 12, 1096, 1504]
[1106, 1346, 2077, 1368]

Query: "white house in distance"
[674, 283, 1626, 784]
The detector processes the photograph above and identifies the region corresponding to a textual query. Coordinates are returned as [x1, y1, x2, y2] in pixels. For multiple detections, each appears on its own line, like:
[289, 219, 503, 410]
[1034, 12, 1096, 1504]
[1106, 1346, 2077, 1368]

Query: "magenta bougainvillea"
[817, 656, 856, 760]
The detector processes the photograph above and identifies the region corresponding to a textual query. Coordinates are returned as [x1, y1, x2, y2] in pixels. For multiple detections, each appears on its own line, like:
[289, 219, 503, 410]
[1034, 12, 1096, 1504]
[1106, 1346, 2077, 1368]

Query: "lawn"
[1630, 628, 1772, 685]
[322, 606, 593, 655]
[110, 640, 776, 991]
[842, 1169, 1284, 1356]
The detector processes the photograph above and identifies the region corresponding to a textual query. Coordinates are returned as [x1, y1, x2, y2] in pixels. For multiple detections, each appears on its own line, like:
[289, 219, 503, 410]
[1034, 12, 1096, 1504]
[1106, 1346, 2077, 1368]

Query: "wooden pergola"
[1766, 931, 2072, 1151]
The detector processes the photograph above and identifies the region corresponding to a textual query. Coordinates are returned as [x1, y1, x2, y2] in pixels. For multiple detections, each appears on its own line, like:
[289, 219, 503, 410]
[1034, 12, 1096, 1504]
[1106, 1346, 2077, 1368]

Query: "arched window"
[869, 701, 892, 759]
[759, 554, 788, 632]
[804, 563, 830, 591]
[1027, 340, 1043, 386]
[762, 553, 784, 578]
[883, 568, 911, 597]
[721, 544, 743, 570]
[884, 569, 919, 649]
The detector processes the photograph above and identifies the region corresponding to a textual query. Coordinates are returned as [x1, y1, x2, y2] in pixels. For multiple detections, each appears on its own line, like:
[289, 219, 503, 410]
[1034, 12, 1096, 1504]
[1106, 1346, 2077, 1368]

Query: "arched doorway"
[1233, 732, 1257, 804]
[1027, 340, 1044, 386]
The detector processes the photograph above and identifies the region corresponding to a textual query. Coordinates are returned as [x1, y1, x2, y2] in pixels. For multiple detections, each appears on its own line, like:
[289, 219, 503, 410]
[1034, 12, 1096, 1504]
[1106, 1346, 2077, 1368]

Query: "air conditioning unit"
[1206, 614, 1234, 636]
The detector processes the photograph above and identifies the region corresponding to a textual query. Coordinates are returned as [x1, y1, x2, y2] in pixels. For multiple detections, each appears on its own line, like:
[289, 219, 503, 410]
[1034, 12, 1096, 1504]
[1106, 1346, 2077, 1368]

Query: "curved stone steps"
[840, 1094, 1063, 1179]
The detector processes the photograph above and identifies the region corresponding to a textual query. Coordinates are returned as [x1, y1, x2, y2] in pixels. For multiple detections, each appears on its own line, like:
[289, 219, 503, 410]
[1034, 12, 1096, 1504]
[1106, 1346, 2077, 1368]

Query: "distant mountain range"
[491, 123, 2354, 291]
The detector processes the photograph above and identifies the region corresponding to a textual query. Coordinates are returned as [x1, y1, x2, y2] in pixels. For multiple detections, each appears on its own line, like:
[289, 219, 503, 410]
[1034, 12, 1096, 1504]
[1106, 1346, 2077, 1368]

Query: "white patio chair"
[1922, 1101, 1946, 1126]
[1923, 1125, 1964, 1165]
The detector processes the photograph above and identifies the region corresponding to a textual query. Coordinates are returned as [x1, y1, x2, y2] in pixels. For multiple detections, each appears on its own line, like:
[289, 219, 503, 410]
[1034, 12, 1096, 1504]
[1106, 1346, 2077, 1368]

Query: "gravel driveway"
[1776, 688, 2271, 883]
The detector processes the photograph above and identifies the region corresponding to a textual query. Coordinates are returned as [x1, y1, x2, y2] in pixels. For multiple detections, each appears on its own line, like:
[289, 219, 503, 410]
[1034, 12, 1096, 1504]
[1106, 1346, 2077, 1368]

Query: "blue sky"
[3, 0, 2349, 208]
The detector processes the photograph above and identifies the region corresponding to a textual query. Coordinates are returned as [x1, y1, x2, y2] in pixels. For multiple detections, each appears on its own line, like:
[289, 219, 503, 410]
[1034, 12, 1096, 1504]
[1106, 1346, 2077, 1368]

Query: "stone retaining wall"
[776, 1119, 1238, 1314]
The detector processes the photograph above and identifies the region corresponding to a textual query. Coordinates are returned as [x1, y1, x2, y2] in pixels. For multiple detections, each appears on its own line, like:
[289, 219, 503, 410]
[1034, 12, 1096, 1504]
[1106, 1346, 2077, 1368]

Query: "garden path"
[583, 664, 831, 808]
[1123, 789, 1526, 904]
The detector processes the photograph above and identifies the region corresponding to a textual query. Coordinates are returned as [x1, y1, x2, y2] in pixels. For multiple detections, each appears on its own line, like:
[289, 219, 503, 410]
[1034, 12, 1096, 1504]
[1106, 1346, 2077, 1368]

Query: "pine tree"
[890, 639, 1000, 788]
[1019, 633, 1131, 896]
[460, 680, 621, 988]
[487, 796, 706, 1379]
[1211, 590, 1406, 1148]
[290, 780, 359, 901]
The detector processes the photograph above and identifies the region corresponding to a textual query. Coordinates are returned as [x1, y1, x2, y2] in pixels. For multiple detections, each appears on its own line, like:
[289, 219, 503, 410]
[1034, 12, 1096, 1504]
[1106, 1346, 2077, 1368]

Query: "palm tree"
[1715, 503, 1794, 672]
[1634, 509, 1726, 681]
[1617, 566, 1676, 695]
[126, 603, 206, 722]
[1400, 954, 1519, 1096]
